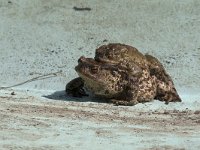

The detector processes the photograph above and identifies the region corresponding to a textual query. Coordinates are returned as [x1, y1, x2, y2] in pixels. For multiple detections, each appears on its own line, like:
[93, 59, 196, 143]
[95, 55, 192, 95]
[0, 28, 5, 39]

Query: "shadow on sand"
[43, 90, 108, 103]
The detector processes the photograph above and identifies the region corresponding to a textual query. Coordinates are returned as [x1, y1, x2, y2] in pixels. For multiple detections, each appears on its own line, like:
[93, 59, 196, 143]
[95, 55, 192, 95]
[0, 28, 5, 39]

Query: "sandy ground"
[0, 89, 200, 150]
[0, 0, 200, 149]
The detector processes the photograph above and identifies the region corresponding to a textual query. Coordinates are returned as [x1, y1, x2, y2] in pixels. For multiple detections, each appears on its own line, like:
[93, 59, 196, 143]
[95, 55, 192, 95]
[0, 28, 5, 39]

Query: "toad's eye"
[90, 66, 99, 74]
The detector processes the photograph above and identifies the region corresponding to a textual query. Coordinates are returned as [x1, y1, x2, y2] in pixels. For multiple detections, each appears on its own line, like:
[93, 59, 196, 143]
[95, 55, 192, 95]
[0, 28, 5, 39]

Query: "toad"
[66, 43, 181, 105]
[66, 56, 157, 105]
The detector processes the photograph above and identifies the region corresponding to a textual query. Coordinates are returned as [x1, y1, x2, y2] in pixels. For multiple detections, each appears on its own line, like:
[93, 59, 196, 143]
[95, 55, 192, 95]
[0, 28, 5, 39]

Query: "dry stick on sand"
[0, 71, 62, 90]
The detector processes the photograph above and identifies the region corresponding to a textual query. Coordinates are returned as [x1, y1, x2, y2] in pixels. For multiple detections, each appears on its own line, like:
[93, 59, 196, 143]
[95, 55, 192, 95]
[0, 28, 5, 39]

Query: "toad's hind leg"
[145, 54, 172, 83]
[145, 54, 182, 103]
[65, 77, 88, 97]
[156, 80, 182, 104]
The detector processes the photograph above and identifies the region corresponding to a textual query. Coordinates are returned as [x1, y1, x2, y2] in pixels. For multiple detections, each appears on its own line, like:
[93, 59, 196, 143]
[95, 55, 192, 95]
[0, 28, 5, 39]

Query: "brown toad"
[66, 56, 157, 105]
[66, 43, 181, 105]
[95, 43, 181, 103]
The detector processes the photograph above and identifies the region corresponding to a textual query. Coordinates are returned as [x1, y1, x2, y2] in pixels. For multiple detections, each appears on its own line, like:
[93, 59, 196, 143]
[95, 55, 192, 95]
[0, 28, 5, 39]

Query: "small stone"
[103, 39, 108, 42]
[11, 91, 16, 95]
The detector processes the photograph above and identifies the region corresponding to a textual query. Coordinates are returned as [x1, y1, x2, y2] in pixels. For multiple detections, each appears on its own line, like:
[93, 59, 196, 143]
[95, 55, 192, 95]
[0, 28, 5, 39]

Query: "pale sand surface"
[0, 0, 200, 149]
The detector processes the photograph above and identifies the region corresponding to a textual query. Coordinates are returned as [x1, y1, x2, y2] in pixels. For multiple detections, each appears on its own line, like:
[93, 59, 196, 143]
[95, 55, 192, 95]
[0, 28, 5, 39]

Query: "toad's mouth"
[79, 72, 104, 86]
[75, 67, 103, 83]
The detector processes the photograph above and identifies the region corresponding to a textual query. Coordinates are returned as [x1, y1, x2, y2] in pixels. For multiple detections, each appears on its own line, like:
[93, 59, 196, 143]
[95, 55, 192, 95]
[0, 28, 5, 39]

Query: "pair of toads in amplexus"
[66, 43, 181, 106]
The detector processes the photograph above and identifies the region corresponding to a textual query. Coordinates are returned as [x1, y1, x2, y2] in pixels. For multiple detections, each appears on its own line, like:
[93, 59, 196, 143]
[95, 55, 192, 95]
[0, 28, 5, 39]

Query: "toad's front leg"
[110, 79, 139, 106]
[66, 77, 88, 97]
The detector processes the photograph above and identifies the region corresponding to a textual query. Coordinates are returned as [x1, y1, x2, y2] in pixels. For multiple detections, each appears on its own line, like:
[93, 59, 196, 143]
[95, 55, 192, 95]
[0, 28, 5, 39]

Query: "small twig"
[0, 96, 30, 99]
[73, 6, 92, 11]
[0, 71, 62, 90]
[0, 96, 8, 98]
